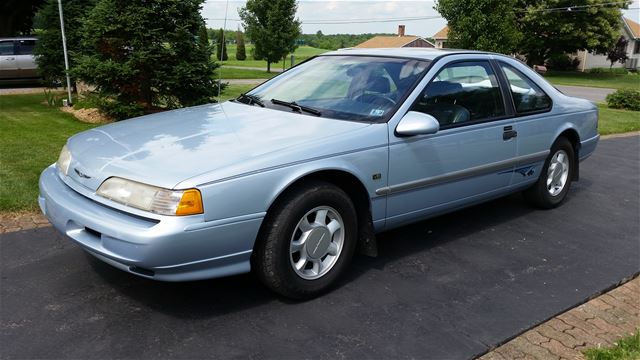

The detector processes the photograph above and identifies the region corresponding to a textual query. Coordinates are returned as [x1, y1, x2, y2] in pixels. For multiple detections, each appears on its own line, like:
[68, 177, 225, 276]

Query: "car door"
[384, 58, 517, 229]
[496, 61, 554, 188]
[0, 40, 18, 79]
[16, 39, 38, 79]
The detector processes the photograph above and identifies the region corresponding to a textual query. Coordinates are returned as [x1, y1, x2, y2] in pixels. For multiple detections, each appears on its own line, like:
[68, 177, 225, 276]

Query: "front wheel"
[252, 181, 358, 299]
[524, 137, 575, 209]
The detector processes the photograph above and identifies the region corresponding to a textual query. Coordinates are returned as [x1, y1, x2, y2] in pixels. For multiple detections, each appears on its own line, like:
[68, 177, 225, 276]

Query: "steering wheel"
[354, 93, 397, 108]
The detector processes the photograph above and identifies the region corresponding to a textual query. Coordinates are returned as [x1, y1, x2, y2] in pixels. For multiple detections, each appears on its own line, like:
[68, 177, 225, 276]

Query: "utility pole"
[218, 0, 229, 99]
[57, 0, 73, 105]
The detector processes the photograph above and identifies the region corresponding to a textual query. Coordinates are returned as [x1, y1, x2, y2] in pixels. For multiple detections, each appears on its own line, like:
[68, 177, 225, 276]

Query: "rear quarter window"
[500, 63, 552, 114]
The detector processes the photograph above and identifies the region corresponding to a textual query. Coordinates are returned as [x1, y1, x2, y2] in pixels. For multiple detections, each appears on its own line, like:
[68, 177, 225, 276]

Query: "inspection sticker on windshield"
[369, 109, 385, 116]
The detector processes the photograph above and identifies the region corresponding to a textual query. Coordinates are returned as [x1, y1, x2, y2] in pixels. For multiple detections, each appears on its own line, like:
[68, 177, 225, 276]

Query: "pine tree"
[198, 24, 211, 60]
[236, 31, 247, 60]
[72, 0, 223, 119]
[216, 28, 228, 61]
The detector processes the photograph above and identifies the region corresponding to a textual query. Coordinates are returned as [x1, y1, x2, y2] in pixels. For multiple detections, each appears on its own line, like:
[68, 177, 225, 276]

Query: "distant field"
[219, 45, 329, 69]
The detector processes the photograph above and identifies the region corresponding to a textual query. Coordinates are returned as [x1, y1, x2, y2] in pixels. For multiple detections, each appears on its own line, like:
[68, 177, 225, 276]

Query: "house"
[576, 17, 640, 70]
[355, 25, 434, 48]
[432, 25, 449, 49]
[431, 17, 640, 70]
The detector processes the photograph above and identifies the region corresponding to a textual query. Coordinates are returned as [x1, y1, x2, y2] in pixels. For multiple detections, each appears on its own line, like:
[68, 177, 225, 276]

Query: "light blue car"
[39, 48, 599, 298]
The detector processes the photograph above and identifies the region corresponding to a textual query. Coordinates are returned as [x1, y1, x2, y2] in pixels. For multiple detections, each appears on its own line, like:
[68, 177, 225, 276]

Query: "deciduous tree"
[516, 0, 630, 65]
[435, 0, 630, 66]
[606, 35, 629, 69]
[0, 0, 44, 36]
[33, 0, 97, 86]
[239, 0, 301, 72]
[435, 0, 523, 54]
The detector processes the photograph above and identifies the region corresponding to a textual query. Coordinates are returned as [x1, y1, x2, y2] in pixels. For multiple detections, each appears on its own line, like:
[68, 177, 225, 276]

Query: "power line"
[205, 15, 443, 24]
[518, 1, 632, 12]
[204, 1, 637, 25]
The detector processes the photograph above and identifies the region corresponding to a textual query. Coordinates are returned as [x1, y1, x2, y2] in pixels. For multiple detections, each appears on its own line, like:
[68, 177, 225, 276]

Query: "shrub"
[589, 67, 629, 75]
[546, 54, 580, 71]
[43, 88, 63, 107]
[606, 89, 640, 111]
[96, 97, 145, 120]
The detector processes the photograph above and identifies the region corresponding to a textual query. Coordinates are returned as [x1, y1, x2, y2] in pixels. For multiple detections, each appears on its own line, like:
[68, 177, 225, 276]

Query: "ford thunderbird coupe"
[39, 48, 599, 298]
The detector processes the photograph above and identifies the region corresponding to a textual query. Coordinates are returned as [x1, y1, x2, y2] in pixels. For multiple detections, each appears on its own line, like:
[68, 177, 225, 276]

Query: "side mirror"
[395, 111, 440, 137]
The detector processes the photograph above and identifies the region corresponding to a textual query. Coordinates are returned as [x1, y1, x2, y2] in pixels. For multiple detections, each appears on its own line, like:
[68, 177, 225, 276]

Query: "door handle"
[503, 126, 518, 140]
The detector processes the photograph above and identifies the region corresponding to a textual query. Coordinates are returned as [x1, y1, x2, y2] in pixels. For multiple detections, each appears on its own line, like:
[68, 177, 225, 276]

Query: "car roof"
[323, 47, 494, 61]
[0, 37, 38, 41]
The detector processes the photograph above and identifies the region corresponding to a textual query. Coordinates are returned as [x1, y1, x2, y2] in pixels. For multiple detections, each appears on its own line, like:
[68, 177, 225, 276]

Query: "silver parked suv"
[0, 37, 39, 81]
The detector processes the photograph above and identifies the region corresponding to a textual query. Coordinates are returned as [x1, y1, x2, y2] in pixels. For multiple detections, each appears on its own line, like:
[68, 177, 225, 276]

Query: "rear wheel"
[252, 181, 357, 299]
[524, 137, 575, 209]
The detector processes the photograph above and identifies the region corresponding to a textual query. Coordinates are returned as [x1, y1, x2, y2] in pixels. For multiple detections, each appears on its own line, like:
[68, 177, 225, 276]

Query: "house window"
[634, 40, 640, 55]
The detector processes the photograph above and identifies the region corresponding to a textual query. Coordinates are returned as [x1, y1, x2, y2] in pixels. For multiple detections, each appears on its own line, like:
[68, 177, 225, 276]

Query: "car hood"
[65, 101, 373, 190]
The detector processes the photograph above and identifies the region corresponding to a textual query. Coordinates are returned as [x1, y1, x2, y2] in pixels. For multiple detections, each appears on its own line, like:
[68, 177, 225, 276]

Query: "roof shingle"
[355, 36, 421, 48]
[433, 25, 449, 40]
[624, 17, 639, 39]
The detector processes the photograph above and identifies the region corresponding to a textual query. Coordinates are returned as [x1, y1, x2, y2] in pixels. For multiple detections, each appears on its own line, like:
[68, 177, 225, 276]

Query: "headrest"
[367, 76, 391, 93]
[426, 81, 462, 98]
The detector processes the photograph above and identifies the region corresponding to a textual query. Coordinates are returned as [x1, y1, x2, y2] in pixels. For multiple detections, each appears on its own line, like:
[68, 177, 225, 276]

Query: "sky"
[202, 0, 640, 38]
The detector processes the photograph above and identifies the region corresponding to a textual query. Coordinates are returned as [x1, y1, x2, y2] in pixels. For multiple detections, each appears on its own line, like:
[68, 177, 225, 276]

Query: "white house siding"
[578, 39, 640, 70]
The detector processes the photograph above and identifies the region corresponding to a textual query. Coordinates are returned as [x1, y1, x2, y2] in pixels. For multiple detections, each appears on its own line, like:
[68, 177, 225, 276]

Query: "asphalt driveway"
[555, 85, 615, 103]
[1, 135, 638, 359]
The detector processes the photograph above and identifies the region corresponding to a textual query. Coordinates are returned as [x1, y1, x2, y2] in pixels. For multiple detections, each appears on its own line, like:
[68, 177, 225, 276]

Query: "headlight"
[57, 144, 72, 176]
[96, 177, 203, 216]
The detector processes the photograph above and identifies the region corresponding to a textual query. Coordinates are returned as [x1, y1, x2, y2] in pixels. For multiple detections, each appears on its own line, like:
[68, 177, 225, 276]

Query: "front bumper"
[38, 165, 264, 281]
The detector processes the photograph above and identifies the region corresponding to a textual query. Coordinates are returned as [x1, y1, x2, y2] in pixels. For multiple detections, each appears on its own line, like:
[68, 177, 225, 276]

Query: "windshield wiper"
[270, 98, 322, 116]
[236, 93, 265, 107]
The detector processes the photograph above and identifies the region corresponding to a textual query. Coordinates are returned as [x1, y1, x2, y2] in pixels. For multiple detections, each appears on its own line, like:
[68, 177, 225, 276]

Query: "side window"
[500, 63, 552, 114]
[18, 40, 36, 55]
[410, 61, 505, 127]
[0, 41, 15, 55]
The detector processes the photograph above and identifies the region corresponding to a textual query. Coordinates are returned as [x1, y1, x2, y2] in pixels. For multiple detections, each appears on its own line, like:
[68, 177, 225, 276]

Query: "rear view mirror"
[395, 111, 440, 137]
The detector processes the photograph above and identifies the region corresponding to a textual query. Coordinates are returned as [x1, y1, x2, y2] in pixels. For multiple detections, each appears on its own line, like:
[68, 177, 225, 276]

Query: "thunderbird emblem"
[74, 168, 91, 179]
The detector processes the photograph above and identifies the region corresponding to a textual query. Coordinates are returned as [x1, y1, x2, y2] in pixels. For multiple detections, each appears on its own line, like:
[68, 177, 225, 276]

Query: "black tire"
[524, 136, 575, 209]
[252, 181, 358, 299]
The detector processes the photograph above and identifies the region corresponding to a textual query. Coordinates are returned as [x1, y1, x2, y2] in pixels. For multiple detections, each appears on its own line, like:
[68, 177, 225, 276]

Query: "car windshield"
[240, 55, 431, 122]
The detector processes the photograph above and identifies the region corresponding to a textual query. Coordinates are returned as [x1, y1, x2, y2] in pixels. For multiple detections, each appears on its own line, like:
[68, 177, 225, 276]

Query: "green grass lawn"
[584, 330, 640, 360]
[0, 94, 97, 212]
[218, 84, 257, 101]
[544, 71, 640, 90]
[598, 105, 640, 135]
[219, 67, 279, 80]
[0, 89, 637, 212]
[220, 45, 329, 69]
